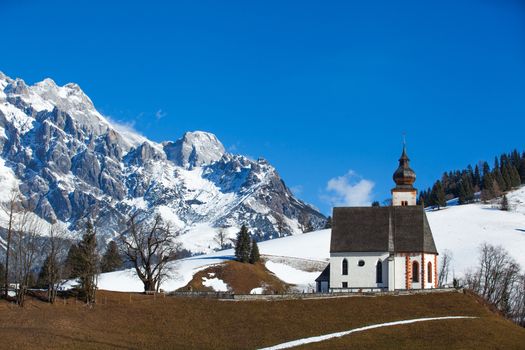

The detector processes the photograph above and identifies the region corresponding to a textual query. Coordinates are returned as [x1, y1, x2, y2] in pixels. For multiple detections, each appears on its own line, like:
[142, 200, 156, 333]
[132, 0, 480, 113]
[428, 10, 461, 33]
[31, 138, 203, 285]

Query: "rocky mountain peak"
[164, 130, 226, 169]
[0, 72, 326, 254]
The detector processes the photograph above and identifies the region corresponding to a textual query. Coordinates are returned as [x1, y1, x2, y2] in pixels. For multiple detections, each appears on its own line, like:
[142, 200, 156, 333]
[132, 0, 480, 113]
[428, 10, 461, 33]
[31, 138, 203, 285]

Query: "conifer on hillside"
[249, 239, 260, 264]
[420, 149, 525, 206]
[501, 194, 509, 211]
[72, 221, 99, 304]
[235, 225, 251, 263]
[101, 240, 122, 273]
[430, 181, 446, 209]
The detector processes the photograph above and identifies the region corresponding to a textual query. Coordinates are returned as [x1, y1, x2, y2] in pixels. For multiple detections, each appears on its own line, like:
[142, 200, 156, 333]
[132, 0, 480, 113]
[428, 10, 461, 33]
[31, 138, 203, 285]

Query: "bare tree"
[40, 224, 69, 303]
[1, 188, 22, 298]
[465, 243, 522, 322]
[12, 206, 42, 307]
[509, 274, 525, 326]
[119, 213, 180, 293]
[438, 249, 453, 287]
[213, 227, 228, 250]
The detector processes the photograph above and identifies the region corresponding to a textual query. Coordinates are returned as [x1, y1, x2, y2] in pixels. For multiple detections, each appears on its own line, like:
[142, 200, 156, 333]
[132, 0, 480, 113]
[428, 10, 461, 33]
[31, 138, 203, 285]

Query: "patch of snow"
[250, 287, 264, 294]
[265, 261, 321, 290]
[202, 277, 229, 292]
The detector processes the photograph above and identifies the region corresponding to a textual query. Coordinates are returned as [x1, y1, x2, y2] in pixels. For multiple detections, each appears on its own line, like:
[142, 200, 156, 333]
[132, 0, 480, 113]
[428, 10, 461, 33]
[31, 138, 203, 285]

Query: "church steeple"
[393, 143, 416, 188]
[391, 141, 417, 206]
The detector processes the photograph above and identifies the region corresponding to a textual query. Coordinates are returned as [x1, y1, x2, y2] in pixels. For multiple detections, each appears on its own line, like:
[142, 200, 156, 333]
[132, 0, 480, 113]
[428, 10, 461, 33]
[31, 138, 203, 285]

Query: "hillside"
[94, 229, 330, 293]
[0, 291, 522, 349]
[0, 72, 325, 252]
[96, 187, 525, 293]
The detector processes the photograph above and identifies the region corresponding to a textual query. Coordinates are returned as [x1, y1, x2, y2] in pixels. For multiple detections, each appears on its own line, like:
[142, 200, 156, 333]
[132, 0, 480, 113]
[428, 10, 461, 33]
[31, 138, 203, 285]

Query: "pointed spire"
[400, 133, 409, 161]
[393, 138, 416, 187]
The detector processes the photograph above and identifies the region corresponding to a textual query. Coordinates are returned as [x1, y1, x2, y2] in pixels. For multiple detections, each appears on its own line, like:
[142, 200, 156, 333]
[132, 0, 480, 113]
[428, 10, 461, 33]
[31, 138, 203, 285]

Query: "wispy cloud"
[290, 185, 303, 196]
[323, 170, 375, 207]
[155, 109, 167, 121]
[105, 116, 145, 139]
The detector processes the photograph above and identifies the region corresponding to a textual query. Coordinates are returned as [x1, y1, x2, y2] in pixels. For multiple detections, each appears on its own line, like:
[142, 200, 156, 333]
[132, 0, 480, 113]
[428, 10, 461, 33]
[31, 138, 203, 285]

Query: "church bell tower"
[391, 143, 417, 206]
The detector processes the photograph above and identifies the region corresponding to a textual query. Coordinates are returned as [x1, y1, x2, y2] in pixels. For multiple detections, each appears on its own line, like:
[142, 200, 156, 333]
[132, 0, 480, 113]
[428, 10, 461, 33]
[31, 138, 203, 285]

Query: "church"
[316, 145, 438, 292]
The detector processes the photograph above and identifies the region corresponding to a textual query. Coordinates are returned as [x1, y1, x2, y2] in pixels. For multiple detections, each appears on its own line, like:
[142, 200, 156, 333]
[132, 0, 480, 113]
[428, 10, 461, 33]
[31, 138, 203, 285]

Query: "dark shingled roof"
[315, 264, 330, 282]
[330, 206, 437, 254]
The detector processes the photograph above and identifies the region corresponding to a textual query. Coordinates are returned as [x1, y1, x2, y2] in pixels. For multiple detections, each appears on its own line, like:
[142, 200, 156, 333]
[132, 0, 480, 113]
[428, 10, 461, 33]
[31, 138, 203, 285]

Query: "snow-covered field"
[96, 230, 331, 292]
[96, 188, 525, 293]
[428, 201, 525, 275]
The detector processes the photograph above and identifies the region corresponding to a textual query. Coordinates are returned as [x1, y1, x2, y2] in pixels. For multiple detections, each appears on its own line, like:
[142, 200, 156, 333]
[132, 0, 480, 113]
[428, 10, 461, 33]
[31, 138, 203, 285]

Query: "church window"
[427, 262, 432, 283]
[358, 260, 365, 267]
[342, 282, 348, 288]
[412, 261, 419, 283]
[342, 259, 348, 275]
[401, 201, 408, 206]
[376, 261, 383, 283]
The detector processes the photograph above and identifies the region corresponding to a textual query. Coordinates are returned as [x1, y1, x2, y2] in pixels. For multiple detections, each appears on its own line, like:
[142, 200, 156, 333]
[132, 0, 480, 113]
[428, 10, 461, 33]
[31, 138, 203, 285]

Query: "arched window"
[376, 260, 383, 283]
[427, 262, 432, 283]
[342, 259, 348, 275]
[412, 261, 419, 283]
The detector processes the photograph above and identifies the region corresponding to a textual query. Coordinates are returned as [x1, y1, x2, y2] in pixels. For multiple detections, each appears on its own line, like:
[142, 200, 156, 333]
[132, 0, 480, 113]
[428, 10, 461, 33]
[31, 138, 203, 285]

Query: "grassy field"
[0, 290, 522, 349]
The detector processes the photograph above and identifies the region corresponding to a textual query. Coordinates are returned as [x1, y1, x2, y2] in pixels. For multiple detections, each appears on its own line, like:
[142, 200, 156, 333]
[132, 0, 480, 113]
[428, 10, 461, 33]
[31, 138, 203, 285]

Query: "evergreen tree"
[100, 240, 122, 273]
[509, 165, 521, 188]
[431, 181, 446, 209]
[501, 164, 512, 191]
[493, 168, 506, 192]
[37, 255, 59, 289]
[511, 149, 521, 167]
[481, 172, 495, 201]
[500, 194, 509, 211]
[234, 225, 251, 263]
[73, 221, 99, 304]
[65, 244, 82, 279]
[473, 165, 481, 188]
[458, 182, 467, 205]
[371, 201, 380, 207]
[249, 239, 260, 264]
[519, 158, 525, 184]
[482, 162, 491, 178]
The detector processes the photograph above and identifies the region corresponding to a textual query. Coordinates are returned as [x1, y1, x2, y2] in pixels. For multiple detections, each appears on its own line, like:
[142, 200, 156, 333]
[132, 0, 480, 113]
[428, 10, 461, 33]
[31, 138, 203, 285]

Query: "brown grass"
[179, 260, 291, 294]
[296, 316, 524, 349]
[0, 290, 521, 349]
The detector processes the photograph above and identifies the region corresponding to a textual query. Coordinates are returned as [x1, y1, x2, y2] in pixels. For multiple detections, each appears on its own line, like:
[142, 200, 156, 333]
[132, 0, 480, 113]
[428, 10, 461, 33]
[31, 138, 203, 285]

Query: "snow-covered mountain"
[0, 72, 326, 252]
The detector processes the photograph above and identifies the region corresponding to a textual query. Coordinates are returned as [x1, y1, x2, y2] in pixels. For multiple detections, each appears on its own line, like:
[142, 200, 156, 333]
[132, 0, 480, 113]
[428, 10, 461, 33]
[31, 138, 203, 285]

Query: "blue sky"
[2, 0, 525, 214]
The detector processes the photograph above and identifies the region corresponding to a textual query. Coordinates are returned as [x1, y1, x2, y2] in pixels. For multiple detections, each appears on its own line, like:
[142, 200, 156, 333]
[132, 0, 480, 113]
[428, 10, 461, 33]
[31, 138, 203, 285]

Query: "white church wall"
[394, 255, 407, 290]
[424, 253, 438, 289]
[329, 252, 389, 290]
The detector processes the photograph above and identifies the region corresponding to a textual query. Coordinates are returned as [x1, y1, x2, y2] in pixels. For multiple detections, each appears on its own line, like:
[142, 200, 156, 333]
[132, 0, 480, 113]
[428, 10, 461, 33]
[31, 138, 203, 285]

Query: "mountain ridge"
[0, 72, 326, 253]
